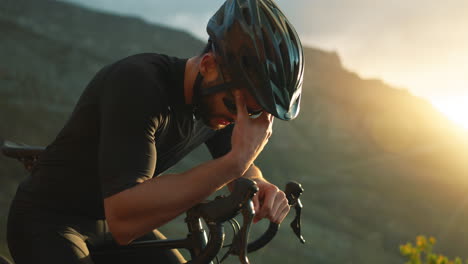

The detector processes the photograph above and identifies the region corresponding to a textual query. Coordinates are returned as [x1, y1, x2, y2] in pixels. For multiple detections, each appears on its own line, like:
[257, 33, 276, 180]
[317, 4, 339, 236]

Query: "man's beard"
[195, 97, 232, 131]
[194, 78, 232, 130]
[196, 98, 214, 128]
[195, 96, 219, 130]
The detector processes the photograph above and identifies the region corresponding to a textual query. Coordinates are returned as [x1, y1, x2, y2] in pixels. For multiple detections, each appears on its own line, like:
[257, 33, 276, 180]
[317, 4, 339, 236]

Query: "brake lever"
[222, 181, 305, 262]
[220, 189, 256, 264]
[285, 181, 305, 244]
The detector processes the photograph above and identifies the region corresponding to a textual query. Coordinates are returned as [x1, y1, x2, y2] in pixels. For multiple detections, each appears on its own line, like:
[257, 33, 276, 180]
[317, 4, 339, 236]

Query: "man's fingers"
[253, 196, 261, 224]
[270, 191, 287, 219]
[234, 90, 248, 119]
[269, 113, 274, 122]
[256, 187, 277, 221]
[274, 204, 291, 224]
[253, 193, 260, 214]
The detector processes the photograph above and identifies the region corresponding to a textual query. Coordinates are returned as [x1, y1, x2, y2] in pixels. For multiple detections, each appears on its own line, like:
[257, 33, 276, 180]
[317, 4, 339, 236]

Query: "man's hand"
[227, 90, 285, 223]
[229, 90, 273, 175]
[252, 178, 290, 224]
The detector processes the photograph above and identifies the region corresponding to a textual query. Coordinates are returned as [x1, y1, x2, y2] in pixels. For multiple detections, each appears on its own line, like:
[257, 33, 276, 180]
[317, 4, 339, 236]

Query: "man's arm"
[105, 91, 273, 245]
[105, 152, 245, 245]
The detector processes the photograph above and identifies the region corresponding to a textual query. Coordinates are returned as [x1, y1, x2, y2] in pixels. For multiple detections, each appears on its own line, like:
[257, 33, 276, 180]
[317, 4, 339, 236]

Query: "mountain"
[1, 0, 468, 263]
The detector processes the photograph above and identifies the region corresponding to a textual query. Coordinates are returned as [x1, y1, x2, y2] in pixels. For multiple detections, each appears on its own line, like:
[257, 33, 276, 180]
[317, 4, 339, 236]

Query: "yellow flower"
[416, 235, 428, 250]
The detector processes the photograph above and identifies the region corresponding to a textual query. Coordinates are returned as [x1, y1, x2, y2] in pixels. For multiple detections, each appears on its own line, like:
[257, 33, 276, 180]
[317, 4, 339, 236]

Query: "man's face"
[197, 79, 263, 130]
[196, 54, 264, 130]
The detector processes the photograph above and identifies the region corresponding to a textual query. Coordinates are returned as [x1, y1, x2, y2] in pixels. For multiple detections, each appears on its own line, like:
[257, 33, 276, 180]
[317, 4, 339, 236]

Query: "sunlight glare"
[430, 95, 468, 130]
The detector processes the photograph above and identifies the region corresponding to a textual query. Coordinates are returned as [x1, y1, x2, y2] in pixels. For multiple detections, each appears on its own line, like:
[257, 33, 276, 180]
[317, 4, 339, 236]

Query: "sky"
[61, 0, 468, 128]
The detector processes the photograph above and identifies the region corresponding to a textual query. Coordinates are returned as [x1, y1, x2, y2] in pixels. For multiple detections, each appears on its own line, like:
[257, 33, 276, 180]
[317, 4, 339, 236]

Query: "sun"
[430, 96, 468, 130]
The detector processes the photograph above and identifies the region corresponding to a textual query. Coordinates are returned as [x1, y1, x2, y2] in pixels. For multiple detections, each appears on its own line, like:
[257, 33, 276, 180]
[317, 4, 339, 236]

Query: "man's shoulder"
[104, 53, 183, 84]
[96, 54, 168, 103]
[102, 53, 165, 82]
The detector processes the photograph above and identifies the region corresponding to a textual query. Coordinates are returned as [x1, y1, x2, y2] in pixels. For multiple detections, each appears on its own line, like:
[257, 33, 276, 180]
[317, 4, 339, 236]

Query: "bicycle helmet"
[206, 0, 304, 120]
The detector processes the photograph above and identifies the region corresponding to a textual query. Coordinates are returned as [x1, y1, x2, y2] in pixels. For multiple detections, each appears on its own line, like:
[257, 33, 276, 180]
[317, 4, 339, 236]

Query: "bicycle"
[1, 140, 305, 264]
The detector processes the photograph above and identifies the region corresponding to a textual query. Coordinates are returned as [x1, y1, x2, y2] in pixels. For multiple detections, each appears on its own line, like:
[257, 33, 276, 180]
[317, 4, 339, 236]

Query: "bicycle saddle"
[1, 140, 45, 159]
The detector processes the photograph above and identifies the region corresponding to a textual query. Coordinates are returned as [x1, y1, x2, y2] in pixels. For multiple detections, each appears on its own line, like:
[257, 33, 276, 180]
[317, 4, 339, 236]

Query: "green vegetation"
[401, 236, 468, 264]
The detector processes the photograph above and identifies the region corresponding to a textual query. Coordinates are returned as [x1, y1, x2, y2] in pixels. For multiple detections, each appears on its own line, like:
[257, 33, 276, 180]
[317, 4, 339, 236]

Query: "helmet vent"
[287, 24, 296, 43]
[261, 28, 275, 62]
[279, 41, 291, 73]
[269, 70, 280, 89]
[242, 7, 252, 25]
[216, 8, 225, 25]
[242, 55, 250, 68]
[260, 6, 277, 34]
[274, 92, 285, 106]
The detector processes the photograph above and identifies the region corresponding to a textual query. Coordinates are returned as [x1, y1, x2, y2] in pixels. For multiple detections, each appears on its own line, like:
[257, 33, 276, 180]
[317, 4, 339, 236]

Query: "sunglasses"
[222, 96, 264, 119]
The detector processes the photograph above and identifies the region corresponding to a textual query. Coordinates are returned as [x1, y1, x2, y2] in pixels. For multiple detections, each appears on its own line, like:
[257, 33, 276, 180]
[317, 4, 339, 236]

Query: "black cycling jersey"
[8, 53, 233, 264]
[13, 53, 233, 219]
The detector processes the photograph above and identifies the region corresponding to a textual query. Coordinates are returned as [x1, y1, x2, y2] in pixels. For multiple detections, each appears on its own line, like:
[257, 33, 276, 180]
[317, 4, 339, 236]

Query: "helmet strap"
[191, 72, 238, 119]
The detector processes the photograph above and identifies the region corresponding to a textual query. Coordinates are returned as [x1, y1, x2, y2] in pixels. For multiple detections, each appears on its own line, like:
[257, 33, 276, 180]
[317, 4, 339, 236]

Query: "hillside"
[1, 0, 468, 263]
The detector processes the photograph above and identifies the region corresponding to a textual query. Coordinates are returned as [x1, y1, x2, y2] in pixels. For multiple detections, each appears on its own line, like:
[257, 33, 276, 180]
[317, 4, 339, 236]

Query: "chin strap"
[191, 72, 238, 120]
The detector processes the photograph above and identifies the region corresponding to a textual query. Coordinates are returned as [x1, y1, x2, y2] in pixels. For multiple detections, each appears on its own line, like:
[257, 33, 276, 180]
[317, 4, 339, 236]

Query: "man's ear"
[199, 53, 218, 80]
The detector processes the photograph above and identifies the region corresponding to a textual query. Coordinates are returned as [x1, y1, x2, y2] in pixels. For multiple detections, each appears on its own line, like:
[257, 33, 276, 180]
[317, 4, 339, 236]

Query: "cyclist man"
[7, 0, 304, 263]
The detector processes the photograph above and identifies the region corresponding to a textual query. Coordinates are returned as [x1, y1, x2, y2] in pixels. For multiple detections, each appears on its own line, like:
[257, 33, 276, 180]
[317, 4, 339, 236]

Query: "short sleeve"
[205, 124, 233, 159]
[98, 62, 163, 198]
